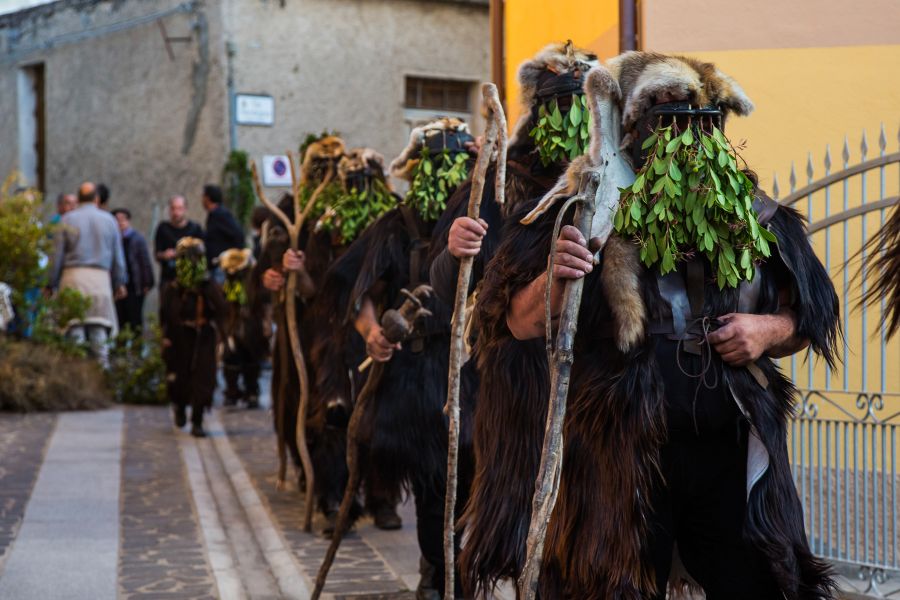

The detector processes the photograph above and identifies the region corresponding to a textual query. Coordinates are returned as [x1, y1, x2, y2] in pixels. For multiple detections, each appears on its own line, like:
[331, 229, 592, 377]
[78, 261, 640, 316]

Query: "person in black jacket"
[202, 184, 244, 283]
[154, 195, 204, 291]
[112, 208, 155, 333]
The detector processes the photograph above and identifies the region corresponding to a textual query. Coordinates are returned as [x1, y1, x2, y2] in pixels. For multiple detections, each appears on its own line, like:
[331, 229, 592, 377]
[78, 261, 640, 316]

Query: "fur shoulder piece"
[389, 117, 471, 181]
[606, 51, 754, 149]
[301, 135, 346, 185]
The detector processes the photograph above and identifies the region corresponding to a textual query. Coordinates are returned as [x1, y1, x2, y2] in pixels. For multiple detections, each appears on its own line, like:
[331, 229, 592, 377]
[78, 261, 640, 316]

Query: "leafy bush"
[0, 177, 52, 321]
[106, 320, 168, 405]
[0, 337, 111, 411]
[223, 149, 256, 226]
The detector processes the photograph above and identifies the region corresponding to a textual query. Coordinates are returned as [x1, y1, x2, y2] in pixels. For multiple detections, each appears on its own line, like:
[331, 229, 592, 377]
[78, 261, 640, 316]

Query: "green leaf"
[631, 173, 645, 193]
[569, 98, 582, 126]
[668, 162, 682, 181]
[650, 177, 667, 195]
[681, 129, 694, 146]
[740, 248, 751, 269]
[550, 102, 564, 129]
[630, 200, 642, 221]
[661, 247, 675, 273]
[665, 137, 682, 154]
[641, 133, 659, 150]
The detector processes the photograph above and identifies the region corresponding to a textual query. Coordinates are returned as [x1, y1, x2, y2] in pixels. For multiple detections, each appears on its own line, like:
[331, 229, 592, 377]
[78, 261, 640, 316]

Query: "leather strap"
[399, 205, 429, 353]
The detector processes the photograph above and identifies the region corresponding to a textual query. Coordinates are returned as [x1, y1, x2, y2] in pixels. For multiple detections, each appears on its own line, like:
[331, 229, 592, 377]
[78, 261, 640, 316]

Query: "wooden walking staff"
[311, 285, 434, 600]
[517, 68, 633, 599]
[251, 152, 333, 532]
[442, 82, 507, 600]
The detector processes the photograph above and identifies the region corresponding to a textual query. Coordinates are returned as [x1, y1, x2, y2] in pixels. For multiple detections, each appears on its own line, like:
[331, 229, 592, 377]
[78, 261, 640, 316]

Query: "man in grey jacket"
[49, 182, 127, 366]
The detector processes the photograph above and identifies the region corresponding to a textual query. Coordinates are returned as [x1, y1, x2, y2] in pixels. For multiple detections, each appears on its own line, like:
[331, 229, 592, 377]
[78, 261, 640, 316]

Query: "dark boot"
[373, 503, 403, 530]
[223, 365, 242, 407]
[173, 404, 187, 428]
[415, 557, 440, 600]
[190, 424, 206, 437]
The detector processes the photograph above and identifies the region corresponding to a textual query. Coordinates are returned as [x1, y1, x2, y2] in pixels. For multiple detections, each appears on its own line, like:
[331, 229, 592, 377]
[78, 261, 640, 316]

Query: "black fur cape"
[337, 206, 477, 494]
[466, 195, 840, 599]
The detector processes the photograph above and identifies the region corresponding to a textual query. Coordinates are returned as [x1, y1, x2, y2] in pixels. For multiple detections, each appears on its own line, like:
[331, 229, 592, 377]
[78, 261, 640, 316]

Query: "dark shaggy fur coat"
[465, 194, 840, 599]
[454, 141, 566, 594]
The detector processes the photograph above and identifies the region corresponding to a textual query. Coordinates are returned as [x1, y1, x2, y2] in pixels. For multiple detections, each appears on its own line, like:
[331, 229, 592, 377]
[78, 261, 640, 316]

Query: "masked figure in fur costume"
[319, 118, 476, 598]
[304, 147, 405, 534]
[162, 237, 227, 438]
[423, 42, 601, 593]
[219, 248, 267, 409]
[476, 53, 840, 599]
[257, 136, 345, 486]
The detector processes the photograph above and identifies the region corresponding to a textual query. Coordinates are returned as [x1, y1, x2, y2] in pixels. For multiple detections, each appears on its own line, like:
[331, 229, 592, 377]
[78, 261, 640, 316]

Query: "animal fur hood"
[510, 40, 598, 145]
[301, 135, 346, 185]
[606, 51, 754, 149]
[338, 147, 389, 191]
[389, 117, 473, 181]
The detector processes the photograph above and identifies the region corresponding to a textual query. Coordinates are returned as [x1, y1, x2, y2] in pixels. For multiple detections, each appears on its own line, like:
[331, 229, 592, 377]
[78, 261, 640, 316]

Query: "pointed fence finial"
[878, 123, 886, 155]
[861, 130, 869, 160]
[842, 136, 851, 167]
[772, 172, 780, 200]
[789, 161, 797, 192]
[824, 144, 832, 174]
[806, 152, 814, 181]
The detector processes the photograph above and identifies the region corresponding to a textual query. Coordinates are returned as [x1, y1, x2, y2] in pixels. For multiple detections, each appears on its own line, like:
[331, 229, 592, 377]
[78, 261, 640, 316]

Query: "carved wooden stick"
[312, 285, 433, 600]
[251, 156, 333, 531]
[516, 176, 597, 599]
[442, 82, 507, 600]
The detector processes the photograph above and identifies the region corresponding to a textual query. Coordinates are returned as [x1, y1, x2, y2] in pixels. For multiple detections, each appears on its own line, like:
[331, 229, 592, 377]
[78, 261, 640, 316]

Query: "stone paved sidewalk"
[0, 405, 426, 599]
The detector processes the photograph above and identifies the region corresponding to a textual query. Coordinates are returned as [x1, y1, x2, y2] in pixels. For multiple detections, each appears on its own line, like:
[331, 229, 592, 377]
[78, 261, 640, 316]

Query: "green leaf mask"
[406, 149, 470, 222]
[175, 256, 208, 290]
[318, 178, 398, 245]
[528, 94, 592, 167]
[614, 123, 776, 289]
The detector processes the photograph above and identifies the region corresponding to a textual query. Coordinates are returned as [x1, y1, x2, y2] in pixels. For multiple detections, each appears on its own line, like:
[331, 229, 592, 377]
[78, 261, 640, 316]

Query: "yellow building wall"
[503, 0, 619, 127]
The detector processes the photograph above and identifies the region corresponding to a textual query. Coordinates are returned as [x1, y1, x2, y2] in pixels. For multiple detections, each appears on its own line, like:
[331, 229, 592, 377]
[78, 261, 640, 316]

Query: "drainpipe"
[226, 40, 237, 151]
[619, 0, 637, 52]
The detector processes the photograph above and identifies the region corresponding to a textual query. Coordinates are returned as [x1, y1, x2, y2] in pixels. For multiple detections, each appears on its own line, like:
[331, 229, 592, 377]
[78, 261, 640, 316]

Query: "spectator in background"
[201, 184, 244, 284]
[50, 192, 77, 225]
[111, 208, 154, 333]
[154, 195, 204, 292]
[97, 183, 111, 210]
[49, 182, 127, 366]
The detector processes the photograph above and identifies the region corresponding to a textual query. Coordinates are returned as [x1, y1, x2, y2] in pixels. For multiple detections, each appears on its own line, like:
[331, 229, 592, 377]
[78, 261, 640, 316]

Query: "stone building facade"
[0, 0, 489, 236]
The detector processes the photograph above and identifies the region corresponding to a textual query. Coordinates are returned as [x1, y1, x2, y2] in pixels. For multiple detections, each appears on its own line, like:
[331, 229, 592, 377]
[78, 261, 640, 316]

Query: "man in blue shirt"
[49, 182, 127, 365]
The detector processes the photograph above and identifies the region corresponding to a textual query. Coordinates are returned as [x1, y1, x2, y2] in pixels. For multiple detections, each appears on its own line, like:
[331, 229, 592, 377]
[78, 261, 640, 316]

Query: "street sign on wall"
[262, 155, 292, 187]
[235, 94, 274, 126]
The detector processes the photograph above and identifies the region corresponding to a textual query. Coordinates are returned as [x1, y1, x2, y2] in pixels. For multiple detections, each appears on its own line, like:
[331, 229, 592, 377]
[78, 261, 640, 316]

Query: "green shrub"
[105, 320, 168, 404]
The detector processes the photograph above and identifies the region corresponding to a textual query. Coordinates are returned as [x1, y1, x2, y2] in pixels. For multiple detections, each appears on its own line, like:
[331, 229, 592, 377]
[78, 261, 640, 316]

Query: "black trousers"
[411, 474, 465, 598]
[648, 340, 781, 600]
[115, 293, 145, 333]
[223, 343, 261, 399]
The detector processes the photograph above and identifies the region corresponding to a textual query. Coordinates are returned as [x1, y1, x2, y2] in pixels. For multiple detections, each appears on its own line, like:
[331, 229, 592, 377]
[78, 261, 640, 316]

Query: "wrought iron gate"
[775, 124, 900, 598]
